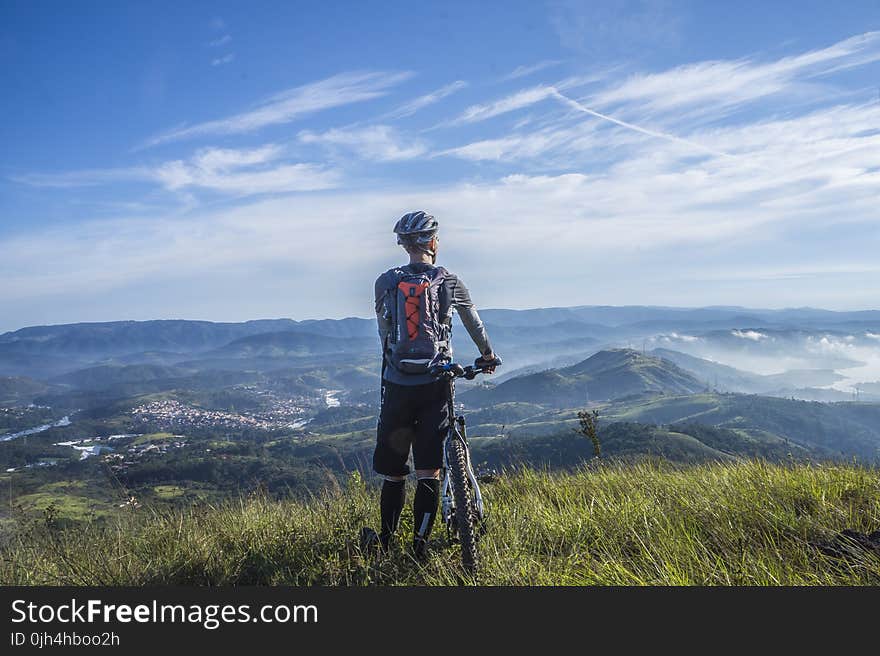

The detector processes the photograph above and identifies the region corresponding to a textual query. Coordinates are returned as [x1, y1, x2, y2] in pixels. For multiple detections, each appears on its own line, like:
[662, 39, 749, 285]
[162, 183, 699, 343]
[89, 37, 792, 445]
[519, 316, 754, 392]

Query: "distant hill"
[51, 364, 195, 390]
[480, 305, 880, 329]
[0, 376, 51, 405]
[0, 318, 374, 362]
[4, 307, 879, 382]
[651, 348, 851, 397]
[205, 330, 374, 359]
[464, 349, 706, 407]
[649, 348, 764, 392]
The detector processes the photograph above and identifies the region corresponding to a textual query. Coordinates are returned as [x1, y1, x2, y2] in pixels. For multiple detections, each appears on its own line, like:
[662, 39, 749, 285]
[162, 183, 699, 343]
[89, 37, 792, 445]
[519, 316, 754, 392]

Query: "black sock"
[412, 477, 440, 543]
[379, 479, 406, 549]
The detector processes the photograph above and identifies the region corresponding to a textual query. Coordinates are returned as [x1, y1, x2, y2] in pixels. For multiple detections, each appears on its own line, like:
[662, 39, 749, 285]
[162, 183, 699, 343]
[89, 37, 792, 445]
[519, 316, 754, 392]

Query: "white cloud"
[732, 330, 767, 342]
[141, 71, 412, 147]
[450, 85, 558, 124]
[592, 31, 880, 119]
[14, 145, 340, 195]
[209, 34, 231, 47]
[298, 125, 427, 161]
[437, 123, 597, 162]
[655, 333, 701, 344]
[153, 145, 339, 193]
[501, 60, 563, 81]
[384, 80, 468, 119]
[11, 168, 151, 188]
[211, 53, 235, 67]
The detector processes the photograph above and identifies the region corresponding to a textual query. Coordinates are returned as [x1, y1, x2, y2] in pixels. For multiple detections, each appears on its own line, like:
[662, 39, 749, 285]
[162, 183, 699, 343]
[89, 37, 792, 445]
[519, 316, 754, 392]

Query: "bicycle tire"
[447, 435, 479, 574]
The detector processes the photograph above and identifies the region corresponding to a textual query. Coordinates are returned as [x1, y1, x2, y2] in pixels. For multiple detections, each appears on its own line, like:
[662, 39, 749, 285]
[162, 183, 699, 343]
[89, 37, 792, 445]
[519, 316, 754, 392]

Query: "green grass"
[11, 492, 117, 522]
[152, 485, 187, 499]
[131, 432, 176, 445]
[1, 461, 878, 585]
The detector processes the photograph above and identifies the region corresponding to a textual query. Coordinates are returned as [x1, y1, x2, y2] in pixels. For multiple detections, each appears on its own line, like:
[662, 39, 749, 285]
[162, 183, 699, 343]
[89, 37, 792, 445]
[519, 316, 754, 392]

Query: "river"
[0, 416, 71, 442]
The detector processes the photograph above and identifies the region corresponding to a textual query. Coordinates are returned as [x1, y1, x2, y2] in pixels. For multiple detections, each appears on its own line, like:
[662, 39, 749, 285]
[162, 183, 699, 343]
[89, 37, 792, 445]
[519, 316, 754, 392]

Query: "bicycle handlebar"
[429, 356, 502, 380]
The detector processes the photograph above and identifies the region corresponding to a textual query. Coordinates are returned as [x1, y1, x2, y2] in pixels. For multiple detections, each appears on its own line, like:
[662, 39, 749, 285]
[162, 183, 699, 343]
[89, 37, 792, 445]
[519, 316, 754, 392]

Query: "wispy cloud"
[141, 70, 412, 148]
[211, 53, 235, 67]
[439, 86, 729, 161]
[14, 145, 341, 195]
[437, 129, 581, 162]
[501, 60, 563, 81]
[450, 85, 558, 125]
[209, 34, 232, 47]
[594, 31, 880, 120]
[439, 32, 880, 166]
[383, 80, 468, 119]
[298, 125, 427, 161]
[550, 0, 684, 55]
[11, 168, 151, 188]
[551, 88, 733, 158]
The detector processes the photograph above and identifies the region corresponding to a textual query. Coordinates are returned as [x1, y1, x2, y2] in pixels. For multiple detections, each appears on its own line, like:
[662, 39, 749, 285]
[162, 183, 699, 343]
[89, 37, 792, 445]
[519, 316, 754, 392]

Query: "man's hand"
[477, 352, 499, 374]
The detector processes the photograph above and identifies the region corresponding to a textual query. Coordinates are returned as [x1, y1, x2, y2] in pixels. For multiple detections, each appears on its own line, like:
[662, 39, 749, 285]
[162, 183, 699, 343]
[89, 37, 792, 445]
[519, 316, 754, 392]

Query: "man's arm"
[449, 276, 494, 358]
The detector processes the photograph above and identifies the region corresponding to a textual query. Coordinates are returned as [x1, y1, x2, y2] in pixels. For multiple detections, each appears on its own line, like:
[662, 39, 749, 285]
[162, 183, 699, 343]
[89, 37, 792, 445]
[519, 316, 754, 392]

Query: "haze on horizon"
[2, 2, 880, 333]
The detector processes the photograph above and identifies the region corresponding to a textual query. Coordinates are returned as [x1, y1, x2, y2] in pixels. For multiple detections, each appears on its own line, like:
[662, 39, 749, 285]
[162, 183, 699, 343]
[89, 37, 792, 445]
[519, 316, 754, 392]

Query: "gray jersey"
[375, 263, 493, 386]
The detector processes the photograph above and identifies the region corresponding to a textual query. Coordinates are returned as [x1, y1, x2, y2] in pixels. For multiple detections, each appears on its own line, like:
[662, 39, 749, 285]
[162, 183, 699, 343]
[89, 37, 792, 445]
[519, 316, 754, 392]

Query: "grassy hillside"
[471, 422, 815, 467]
[3, 461, 878, 585]
[604, 393, 880, 460]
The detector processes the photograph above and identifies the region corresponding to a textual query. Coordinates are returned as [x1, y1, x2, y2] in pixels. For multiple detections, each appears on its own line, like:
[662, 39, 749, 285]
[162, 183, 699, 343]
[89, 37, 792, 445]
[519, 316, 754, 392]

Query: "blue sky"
[2, 1, 880, 331]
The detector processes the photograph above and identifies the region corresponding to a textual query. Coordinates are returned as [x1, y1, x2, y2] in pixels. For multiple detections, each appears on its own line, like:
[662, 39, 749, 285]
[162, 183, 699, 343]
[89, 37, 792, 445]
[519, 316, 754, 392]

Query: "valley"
[2, 304, 880, 532]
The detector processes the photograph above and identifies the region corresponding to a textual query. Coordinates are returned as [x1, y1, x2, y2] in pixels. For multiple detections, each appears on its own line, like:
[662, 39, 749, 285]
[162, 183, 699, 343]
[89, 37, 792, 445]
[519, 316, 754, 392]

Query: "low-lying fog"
[650, 329, 880, 393]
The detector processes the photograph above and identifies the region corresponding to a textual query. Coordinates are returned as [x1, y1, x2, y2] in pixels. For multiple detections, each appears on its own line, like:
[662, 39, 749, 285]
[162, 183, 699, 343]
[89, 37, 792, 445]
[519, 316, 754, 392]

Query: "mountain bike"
[429, 356, 501, 574]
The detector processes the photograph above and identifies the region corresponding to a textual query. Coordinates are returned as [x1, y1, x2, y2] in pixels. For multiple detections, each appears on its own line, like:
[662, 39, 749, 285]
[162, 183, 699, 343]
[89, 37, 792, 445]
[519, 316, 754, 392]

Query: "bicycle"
[429, 356, 501, 574]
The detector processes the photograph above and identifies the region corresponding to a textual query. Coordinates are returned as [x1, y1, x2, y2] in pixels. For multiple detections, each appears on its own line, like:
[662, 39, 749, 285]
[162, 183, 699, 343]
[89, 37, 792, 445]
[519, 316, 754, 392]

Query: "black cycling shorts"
[373, 379, 450, 477]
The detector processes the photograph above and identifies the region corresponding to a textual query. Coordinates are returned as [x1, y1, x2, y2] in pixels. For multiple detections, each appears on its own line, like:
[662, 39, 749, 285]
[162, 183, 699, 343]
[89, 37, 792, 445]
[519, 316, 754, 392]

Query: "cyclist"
[364, 210, 498, 559]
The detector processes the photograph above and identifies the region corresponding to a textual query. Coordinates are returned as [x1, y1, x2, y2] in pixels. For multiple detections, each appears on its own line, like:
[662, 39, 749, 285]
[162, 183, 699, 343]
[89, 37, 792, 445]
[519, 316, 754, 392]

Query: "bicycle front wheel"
[447, 436, 479, 574]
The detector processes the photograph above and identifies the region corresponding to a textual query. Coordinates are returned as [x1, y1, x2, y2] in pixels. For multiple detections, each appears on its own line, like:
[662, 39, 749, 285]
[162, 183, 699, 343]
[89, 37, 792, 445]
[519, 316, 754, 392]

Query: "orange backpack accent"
[399, 281, 430, 340]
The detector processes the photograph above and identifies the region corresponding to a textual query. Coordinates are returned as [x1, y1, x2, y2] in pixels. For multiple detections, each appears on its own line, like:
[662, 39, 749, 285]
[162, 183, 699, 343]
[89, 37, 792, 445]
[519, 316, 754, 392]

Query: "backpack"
[383, 266, 451, 375]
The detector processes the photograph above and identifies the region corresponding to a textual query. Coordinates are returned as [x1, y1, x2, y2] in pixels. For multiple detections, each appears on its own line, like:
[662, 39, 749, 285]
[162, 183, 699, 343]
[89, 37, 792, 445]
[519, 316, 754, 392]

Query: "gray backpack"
[384, 266, 451, 375]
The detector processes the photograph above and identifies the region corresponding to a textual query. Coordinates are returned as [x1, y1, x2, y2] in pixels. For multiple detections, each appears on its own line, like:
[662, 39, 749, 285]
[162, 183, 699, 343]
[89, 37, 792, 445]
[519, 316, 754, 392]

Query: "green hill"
[465, 349, 706, 407]
[0, 376, 51, 405]
[2, 461, 877, 585]
[604, 393, 880, 461]
[470, 421, 814, 467]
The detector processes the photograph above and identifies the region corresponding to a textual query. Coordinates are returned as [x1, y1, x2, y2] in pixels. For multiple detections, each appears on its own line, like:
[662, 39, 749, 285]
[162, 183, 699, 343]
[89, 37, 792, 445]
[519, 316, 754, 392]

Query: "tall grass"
[2, 461, 878, 585]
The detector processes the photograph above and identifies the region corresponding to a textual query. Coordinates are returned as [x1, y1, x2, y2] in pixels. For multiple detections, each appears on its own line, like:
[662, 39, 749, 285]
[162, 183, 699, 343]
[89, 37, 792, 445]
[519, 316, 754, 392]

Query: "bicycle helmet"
[393, 211, 439, 260]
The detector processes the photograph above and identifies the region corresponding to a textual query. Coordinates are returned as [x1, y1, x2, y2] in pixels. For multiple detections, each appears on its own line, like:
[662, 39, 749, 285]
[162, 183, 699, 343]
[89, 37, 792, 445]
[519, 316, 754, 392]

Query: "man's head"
[393, 211, 439, 263]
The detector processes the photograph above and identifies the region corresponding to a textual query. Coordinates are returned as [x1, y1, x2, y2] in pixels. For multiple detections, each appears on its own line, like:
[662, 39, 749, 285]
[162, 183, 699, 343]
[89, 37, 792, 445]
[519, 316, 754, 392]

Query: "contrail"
[550, 88, 735, 159]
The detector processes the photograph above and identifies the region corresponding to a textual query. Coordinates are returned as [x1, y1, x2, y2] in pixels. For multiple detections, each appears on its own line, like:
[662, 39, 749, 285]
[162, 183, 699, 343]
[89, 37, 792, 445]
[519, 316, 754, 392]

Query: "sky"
[2, 0, 880, 332]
